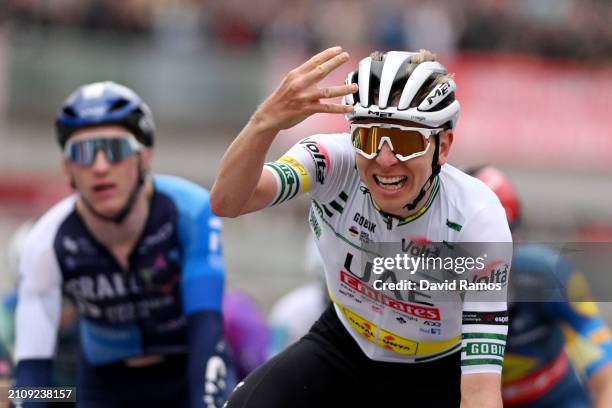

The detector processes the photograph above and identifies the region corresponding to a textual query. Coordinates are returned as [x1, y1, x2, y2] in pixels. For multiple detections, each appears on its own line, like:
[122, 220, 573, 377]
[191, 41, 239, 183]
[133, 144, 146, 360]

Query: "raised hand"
[250, 46, 358, 132]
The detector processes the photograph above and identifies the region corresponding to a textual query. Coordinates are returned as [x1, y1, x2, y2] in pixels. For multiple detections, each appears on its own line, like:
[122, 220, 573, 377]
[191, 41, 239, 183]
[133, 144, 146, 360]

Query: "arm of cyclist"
[210, 46, 356, 217]
[14, 287, 60, 392]
[460, 373, 502, 408]
[177, 187, 233, 408]
[459, 200, 512, 408]
[589, 364, 612, 408]
[13, 219, 63, 407]
[186, 311, 229, 408]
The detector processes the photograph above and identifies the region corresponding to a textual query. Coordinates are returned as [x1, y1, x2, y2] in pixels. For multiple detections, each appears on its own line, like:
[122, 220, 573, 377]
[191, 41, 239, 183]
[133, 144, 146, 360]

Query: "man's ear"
[140, 147, 153, 172]
[437, 131, 454, 166]
[62, 159, 76, 189]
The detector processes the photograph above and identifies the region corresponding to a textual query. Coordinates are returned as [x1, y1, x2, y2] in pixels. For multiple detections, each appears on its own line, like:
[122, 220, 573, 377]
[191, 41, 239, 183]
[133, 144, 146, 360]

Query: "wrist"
[248, 110, 280, 137]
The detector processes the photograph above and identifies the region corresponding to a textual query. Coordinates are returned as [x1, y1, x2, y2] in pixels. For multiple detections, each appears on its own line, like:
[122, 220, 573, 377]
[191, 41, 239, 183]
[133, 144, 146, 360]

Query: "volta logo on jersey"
[299, 139, 330, 184]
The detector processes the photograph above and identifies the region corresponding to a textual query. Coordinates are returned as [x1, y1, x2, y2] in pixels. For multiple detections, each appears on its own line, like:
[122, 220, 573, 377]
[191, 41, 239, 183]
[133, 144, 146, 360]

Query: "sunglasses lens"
[351, 126, 429, 159]
[67, 140, 95, 166]
[351, 127, 369, 152]
[66, 138, 138, 166]
[387, 129, 428, 156]
[105, 139, 133, 163]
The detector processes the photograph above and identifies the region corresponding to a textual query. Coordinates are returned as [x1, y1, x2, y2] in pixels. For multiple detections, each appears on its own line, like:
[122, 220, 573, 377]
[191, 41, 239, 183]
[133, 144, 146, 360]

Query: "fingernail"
[332, 46, 343, 52]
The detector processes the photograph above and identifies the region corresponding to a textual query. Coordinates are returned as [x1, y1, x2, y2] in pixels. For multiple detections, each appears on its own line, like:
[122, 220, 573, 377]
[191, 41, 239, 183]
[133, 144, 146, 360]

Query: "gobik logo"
[353, 212, 376, 233]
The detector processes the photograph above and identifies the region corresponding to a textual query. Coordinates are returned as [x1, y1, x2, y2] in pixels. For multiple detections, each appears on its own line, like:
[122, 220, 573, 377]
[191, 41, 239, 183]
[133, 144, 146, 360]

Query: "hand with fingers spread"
[211, 46, 358, 217]
[251, 46, 358, 132]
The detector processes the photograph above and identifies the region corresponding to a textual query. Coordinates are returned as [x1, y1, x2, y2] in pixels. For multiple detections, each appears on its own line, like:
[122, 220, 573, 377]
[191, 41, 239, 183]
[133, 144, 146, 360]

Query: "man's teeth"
[375, 175, 408, 190]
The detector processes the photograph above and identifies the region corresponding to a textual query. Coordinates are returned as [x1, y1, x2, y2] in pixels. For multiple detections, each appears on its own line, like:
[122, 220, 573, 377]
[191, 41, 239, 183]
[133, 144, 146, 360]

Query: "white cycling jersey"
[264, 133, 512, 375]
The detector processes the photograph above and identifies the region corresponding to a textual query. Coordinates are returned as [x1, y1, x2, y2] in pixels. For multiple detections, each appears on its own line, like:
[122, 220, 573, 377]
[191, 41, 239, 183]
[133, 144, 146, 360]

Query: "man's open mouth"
[93, 183, 115, 193]
[374, 175, 408, 191]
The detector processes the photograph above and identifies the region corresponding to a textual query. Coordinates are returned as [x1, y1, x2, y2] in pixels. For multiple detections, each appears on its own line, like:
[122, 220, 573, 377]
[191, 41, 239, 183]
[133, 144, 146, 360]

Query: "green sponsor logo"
[309, 208, 321, 239]
[465, 342, 505, 357]
[446, 219, 462, 232]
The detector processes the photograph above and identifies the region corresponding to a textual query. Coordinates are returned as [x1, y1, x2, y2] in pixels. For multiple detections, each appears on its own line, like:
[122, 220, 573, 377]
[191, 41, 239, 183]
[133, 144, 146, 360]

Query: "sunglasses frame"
[64, 135, 143, 167]
[350, 123, 444, 162]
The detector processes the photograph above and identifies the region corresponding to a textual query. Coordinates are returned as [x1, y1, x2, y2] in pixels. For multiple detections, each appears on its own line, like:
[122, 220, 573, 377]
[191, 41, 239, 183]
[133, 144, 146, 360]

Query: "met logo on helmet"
[366, 109, 394, 118]
[420, 80, 455, 111]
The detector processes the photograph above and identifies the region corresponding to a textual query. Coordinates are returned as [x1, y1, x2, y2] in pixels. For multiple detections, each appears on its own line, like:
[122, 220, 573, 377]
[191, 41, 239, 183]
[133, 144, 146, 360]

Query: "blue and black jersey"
[503, 244, 612, 407]
[14, 175, 231, 407]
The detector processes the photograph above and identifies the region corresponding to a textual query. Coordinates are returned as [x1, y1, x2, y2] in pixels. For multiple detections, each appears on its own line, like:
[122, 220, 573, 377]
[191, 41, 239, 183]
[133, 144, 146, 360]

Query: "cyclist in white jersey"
[212, 47, 512, 407]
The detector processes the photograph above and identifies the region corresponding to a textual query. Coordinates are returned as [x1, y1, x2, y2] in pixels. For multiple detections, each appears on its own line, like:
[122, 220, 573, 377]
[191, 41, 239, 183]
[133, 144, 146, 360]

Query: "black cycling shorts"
[77, 353, 189, 408]
[225, 303, 461, 408]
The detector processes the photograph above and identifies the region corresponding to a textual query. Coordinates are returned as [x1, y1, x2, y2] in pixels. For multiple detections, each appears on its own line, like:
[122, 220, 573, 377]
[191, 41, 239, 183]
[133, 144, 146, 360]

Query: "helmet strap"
[403, 134, 441, 211]
[77, 155, 147, 225]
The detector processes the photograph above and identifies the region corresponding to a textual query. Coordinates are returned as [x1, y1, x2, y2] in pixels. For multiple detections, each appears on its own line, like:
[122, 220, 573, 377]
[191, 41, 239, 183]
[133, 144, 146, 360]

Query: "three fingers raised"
[303, 84, 359, 101]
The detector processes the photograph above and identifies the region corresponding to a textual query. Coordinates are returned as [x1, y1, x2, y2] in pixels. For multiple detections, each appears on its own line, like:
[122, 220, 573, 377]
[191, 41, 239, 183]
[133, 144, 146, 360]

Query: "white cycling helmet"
[343, 51, 460, 129]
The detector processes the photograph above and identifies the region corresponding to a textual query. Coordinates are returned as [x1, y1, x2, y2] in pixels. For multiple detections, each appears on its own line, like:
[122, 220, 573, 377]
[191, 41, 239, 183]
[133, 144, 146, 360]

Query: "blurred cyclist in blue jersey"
[468, 166, 612, 408]
[6, 221, 267, 390]
[13, 81, 234, 408]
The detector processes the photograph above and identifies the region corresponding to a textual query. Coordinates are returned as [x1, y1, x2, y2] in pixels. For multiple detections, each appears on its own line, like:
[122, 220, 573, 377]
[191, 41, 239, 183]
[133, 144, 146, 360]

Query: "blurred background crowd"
[0, 0, 611, 312]
[4, 0, 612, 60]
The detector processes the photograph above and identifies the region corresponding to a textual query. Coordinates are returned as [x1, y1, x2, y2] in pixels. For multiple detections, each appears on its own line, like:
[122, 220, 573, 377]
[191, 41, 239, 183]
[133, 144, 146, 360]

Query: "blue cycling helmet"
[55, 81, 155, 148]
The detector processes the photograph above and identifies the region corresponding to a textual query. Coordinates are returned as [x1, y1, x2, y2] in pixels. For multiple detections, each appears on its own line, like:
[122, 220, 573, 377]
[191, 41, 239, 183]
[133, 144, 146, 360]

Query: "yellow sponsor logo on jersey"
[341, 306, 377, 340]
[338, 305, 459, 356]
[278, 156, 310, 192]
[562, 324, 604, 374]
[566, 273, 598, 316]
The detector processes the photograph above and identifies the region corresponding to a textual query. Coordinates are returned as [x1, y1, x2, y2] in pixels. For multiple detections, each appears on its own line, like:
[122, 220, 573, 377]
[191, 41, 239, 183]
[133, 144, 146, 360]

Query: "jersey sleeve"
[155, 175, 225, 315]
[14, 217, 64, 363]
[263, 133, 355, 206]
[458, 202, 513, 375]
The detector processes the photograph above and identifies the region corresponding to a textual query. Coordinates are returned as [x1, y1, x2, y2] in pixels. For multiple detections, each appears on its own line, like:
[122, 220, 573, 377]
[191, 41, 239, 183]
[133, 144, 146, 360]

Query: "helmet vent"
[410, 75, 437, 108]
[62, 107, 77, 118]
[110, 98, 129, 112]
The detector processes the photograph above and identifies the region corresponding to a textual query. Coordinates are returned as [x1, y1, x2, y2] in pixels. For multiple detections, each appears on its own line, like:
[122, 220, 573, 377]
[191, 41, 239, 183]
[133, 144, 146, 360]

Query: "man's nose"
[375, 142, 400, 168]
[91, 150, 112, 173]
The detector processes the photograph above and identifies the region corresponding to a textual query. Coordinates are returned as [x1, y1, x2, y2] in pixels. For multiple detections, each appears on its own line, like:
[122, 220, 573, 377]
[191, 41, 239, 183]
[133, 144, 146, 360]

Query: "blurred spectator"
[312, 0, 371, 50]
[262, 0, 318, 53]
[4, 0, 612, 60]
[402, 0, 462, 57]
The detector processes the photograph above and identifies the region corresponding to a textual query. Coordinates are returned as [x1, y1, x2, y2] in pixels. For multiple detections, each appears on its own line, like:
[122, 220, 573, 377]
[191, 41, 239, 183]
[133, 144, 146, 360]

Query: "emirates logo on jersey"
[340, 271, 440, 320]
